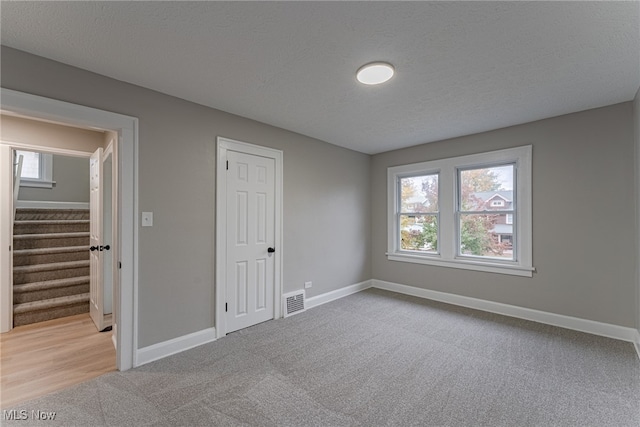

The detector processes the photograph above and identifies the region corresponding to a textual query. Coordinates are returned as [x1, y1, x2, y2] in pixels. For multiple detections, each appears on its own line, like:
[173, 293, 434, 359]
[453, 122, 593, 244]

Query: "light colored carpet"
[4, 288, 640, 426]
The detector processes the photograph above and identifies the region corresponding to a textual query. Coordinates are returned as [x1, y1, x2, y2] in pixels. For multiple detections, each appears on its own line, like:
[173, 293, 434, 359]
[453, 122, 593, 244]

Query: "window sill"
[387, 252, 534, 277]
[19, 179, 55, 189]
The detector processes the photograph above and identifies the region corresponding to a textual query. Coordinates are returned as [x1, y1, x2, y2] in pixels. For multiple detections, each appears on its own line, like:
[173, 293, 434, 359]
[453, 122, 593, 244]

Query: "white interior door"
[89, 147, 105, 331]
[102, 147, 113, 323]
[226, 150, 275, 333]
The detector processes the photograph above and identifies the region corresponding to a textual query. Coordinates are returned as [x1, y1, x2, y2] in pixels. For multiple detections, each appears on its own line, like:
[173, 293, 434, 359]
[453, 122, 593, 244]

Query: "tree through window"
[458, 165, 514, 260]
[387, 146, 533, 277]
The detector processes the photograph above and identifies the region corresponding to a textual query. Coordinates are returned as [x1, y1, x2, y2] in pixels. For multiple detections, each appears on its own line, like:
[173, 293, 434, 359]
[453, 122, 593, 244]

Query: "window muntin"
[387, 146, 533, 277]
[398, 174, 439, 253]
[457, 165, 515, 261]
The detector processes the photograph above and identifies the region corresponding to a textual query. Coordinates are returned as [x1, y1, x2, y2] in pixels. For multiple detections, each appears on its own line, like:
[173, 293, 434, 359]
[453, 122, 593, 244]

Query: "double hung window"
[387, 146, 533, 277]
[15, 150, 54, 188]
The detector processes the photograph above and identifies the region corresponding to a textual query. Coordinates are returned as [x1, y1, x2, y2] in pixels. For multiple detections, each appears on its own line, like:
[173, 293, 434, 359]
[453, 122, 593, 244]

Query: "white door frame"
[215, 137, 283, 338]
[0, 88, 138, 371]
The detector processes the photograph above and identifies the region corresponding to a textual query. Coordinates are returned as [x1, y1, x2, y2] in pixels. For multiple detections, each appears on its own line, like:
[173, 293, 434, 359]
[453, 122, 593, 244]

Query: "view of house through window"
[458, 164, 514, 260]
[387, 145, 532, 277]
[399, 174, 438, 252]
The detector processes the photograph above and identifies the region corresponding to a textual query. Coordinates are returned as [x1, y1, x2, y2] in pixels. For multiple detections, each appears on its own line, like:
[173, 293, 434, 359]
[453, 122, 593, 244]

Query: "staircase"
[13, 208, 91, 327]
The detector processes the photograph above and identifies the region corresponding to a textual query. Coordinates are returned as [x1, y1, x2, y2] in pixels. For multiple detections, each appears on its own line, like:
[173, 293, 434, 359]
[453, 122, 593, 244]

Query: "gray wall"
[371, 103, 637, 328]
[634, 87, 640, 331]
[2, 45, 636, 346]
[19, 154, 89, 203]
[1, 46, 371, 347]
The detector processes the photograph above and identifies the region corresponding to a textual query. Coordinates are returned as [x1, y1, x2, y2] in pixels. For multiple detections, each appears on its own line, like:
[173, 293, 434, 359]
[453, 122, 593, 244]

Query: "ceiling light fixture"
[356, 62, 395, 85]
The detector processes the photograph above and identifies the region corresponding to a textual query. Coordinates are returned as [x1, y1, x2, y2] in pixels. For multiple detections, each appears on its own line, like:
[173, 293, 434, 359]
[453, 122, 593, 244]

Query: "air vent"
[283, 291, 306, 317]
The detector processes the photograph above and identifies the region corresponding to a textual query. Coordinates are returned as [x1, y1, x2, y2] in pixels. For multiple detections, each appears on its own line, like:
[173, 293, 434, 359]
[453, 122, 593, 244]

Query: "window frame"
[506, 213, 514, 225]
[456, 164, 516, 262]
[15, 150, 54, 188]
[387, 145, 533, 277]
[397, 172, 440, 255]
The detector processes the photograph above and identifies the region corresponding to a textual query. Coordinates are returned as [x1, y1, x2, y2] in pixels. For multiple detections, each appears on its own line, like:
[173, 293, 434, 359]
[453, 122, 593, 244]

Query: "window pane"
[460, 165, 513, 211]
[459, 213, 513, 259]
[400, 214, 437, 252]
[16, 150, 40, 179]
[400, 174, 438, 213]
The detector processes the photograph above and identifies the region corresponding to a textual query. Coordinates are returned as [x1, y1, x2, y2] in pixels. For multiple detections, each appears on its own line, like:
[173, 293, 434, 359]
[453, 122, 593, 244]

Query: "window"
[387, 146, 533, 277]
[15, 150, 54, 188]
[399, 174, 439, 253]
[458, 165, 514, 260]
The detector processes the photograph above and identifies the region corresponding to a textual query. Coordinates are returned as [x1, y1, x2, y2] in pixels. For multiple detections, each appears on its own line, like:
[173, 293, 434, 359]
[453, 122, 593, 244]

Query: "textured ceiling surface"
[1, 1, 638, 154]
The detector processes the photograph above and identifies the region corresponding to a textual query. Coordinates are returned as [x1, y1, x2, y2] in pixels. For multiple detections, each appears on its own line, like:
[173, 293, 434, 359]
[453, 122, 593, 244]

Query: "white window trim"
[387, 145, 533, 277]
[17, 152, 55, 188]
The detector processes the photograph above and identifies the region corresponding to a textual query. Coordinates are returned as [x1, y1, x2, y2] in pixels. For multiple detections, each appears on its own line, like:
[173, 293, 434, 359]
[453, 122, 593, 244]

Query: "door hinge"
[225, 303, 228, 312]
[226, 160, 229, 170]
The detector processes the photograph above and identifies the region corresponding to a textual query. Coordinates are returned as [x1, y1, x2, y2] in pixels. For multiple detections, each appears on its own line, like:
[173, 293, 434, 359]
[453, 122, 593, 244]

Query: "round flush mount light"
[356, 62, 395, 85]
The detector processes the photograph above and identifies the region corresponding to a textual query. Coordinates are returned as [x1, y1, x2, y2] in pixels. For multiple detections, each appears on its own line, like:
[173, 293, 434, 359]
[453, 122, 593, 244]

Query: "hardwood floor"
[0, 313, 116, 408]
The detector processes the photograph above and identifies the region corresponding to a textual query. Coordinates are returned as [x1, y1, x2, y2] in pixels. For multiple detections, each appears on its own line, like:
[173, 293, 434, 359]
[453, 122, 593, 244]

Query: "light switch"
[142, 212, 153, 227]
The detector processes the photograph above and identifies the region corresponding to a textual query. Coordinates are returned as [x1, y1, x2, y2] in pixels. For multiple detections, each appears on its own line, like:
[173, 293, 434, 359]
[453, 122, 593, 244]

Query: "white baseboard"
[16, 200, 89, 209]
[306, 280, 372, 309]
[372, 279, 639, 344]
[135, 327, 216, 367]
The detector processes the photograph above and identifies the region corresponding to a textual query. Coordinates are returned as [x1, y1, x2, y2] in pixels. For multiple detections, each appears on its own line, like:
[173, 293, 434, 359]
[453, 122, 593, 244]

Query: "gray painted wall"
[372, 102, 636, 328]
[2, 45, 637, 346]
[1, 46, 371, 347]
[634, 87, 640, 331]
[19, 154, 89, 203]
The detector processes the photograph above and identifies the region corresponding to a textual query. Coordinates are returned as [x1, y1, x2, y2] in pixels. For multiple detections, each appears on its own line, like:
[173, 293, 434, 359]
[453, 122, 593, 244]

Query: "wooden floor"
[0, 313, 116, 408]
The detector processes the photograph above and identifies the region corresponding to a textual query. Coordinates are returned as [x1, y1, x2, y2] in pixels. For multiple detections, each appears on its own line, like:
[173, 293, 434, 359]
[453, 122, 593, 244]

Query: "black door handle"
[101, 245, 111, 251]
[90, 246, 99, 251]
[267, 247, 275, 253]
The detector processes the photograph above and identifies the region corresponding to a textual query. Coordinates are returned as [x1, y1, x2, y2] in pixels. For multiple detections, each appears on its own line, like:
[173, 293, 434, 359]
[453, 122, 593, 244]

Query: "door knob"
[101, 245, 111, 251]
[267, 247, 276, 253]
[90, 246, 99, 251]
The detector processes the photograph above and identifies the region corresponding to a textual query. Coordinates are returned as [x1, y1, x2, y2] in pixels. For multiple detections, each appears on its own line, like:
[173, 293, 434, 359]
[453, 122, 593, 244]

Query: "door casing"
[215, 137, 283, 338]
[0, 88, 138, 371]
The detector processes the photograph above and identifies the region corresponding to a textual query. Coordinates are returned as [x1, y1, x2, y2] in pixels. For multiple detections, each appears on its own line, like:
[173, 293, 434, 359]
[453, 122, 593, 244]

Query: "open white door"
[89, 147, 105, 331]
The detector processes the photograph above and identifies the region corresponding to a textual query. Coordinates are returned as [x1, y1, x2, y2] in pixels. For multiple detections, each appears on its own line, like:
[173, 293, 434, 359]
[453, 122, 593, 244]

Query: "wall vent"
[283, 291, 306, 317]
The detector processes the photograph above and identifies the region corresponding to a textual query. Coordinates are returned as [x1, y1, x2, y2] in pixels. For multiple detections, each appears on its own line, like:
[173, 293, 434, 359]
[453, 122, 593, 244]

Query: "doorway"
[0, 88, 137, 370]
[11, 147, 106, 330]
[215, 137, 283, 338]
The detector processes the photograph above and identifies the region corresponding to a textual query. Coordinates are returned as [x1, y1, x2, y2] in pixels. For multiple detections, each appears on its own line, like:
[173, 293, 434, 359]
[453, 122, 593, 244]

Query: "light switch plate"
[142, 212, 153, 227]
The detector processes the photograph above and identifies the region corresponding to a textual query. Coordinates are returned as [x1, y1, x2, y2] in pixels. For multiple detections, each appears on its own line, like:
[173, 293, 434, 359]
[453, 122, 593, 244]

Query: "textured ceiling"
[1, 1, 638, 154]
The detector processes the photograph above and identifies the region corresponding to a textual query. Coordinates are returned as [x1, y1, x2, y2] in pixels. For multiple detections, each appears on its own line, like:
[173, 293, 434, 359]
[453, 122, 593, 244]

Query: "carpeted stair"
[13, 208, 91, 327]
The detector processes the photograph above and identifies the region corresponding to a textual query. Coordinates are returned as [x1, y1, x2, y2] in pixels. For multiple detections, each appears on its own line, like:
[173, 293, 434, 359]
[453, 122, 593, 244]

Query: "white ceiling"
[1, 1, 638, 155]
